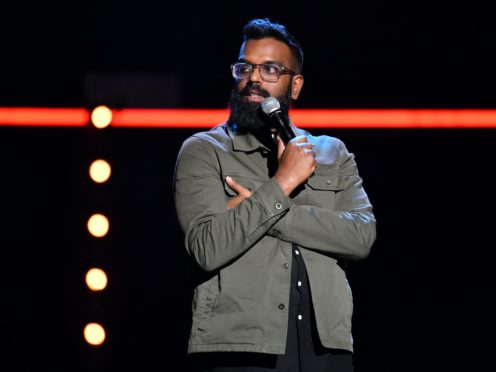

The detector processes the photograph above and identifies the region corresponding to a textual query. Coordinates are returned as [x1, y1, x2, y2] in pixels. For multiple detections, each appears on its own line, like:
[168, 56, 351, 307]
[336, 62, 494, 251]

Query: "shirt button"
[297, 281, 302, 287]
[298, 314, 303, 320]
[283, 263, 289, 269]
[279, 304, 285, 310]
[275, 202, 283, 210]
[294, 249, 300, 255]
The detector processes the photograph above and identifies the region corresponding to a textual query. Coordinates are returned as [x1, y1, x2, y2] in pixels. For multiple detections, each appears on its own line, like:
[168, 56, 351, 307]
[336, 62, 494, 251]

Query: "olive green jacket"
[173, 123, 376, 354]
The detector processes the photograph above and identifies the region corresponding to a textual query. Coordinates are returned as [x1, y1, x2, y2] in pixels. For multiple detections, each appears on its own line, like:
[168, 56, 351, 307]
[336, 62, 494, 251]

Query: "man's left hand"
[226, 176, 252, 209]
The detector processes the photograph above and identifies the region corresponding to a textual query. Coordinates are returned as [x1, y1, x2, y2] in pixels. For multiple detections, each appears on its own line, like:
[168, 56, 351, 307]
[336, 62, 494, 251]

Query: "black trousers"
[188, 247, 353, 372]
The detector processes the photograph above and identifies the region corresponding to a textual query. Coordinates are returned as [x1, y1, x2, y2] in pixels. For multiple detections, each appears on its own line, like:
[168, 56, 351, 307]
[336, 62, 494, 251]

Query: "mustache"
[239, 84, 270, 98]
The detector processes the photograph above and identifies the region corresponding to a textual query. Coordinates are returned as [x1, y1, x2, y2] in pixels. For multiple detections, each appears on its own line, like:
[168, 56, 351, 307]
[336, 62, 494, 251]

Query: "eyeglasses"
[231, 62, 296, 83]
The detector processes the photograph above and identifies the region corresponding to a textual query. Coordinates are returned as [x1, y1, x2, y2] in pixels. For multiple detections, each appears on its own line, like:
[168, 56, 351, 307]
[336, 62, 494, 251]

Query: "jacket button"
[283, 263, 289, 269]
[275, 202, 283, 210]
[278, 304, 285, 310]
[326, 180, 332, 186]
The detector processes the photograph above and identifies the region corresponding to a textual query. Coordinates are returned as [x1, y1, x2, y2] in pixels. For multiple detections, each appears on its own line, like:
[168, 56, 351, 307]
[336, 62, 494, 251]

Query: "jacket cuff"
[258, 177, 292, 217]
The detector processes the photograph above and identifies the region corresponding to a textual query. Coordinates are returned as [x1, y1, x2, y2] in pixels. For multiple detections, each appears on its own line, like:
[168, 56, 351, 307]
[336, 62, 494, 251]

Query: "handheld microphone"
[261, 97, 295, 144]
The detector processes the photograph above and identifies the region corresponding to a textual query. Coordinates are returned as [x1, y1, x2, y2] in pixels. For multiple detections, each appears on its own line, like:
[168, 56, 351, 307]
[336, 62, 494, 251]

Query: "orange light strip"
[0, 108, 89, 126]
[111, 109, 230, 128]
[111, 108, 496, 128]
[1, 108, 496, 128]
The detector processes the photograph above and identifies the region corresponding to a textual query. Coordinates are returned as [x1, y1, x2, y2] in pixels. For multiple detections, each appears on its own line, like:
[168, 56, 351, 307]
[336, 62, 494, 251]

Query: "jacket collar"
[226, 121, 306, 153]
[226, 124, 270, 152]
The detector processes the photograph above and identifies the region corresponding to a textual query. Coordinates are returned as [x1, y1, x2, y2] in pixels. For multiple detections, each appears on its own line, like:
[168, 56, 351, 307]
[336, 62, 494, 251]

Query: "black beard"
[227, 82, 292, 145]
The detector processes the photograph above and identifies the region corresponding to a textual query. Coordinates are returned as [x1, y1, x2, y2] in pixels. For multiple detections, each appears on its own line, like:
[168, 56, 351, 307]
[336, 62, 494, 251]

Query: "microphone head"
[261, 97, 280, 115]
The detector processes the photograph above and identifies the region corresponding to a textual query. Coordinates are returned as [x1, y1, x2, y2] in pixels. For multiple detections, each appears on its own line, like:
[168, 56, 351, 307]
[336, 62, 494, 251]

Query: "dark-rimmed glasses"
[231, 62, 296, 83]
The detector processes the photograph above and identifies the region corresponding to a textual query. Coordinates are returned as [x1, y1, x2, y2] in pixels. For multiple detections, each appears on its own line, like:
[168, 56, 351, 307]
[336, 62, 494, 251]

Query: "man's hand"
[274, 135, 316, 196]
[226, 176, 252, 209]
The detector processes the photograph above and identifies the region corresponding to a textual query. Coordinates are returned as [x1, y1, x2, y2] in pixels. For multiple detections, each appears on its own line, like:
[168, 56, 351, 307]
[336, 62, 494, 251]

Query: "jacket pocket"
[191, 275, 220, 337]
[193, 275, 220, 321]
[306, 168, 344, 209]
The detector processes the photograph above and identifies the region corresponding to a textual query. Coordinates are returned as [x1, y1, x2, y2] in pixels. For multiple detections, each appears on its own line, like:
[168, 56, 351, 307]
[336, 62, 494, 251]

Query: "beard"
[227, 81, 292, 143]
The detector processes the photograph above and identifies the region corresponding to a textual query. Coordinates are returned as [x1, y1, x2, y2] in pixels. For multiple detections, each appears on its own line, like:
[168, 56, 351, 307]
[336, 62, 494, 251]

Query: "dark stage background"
[1, 2, 495, 371]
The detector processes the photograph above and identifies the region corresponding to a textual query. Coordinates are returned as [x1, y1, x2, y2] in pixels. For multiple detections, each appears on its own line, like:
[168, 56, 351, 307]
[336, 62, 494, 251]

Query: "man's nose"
[248, 65, 263, 83]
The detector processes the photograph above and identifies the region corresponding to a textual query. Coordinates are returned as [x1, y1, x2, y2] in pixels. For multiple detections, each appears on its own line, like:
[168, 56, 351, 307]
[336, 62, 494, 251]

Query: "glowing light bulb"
[87, 213, 109, 238]
[84, 323, 106, 345]
[91, 106, 112, 128]
[89, 159, 111, 183]
[86, 268, 108, 291]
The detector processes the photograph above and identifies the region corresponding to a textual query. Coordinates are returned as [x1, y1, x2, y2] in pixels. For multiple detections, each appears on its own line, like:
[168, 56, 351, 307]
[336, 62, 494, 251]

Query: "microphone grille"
[261, 97, 280, 115]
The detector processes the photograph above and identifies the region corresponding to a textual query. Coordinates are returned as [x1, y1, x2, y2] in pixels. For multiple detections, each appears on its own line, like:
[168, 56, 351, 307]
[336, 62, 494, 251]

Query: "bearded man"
[173, 18, 376, 372]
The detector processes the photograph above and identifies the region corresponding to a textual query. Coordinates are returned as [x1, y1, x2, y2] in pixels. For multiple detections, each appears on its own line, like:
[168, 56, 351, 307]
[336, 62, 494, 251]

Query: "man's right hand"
[274, 135, 316, 196]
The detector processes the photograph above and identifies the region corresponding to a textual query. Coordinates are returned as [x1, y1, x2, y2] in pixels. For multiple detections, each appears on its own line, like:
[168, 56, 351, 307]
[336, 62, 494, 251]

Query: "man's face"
[235, 37, 302, 103]
[228, 38, 304, 137]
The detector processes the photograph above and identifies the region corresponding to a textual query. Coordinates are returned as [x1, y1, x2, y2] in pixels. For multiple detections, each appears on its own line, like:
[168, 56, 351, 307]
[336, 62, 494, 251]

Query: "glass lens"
[260, 64, 281, 82]
[233, 63, 252, 79]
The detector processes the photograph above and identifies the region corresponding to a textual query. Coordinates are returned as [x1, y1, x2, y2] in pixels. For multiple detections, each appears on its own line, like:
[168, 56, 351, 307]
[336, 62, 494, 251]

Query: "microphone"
[261, 97, 295, 144]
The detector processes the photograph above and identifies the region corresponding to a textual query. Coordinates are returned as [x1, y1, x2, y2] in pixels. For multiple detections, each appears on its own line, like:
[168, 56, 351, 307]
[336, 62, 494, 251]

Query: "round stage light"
[87, 213, 109, 238]
[84, 323, 106, 346]
[89, 159, 111, 183]
[91, 106, 112, 129]
[85, 268, 108, 291]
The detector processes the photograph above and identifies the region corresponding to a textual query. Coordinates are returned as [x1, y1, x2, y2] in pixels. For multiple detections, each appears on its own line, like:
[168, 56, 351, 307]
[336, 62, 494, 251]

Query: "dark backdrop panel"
[1, 1, 495, 108]
[1, 127, 494, 371]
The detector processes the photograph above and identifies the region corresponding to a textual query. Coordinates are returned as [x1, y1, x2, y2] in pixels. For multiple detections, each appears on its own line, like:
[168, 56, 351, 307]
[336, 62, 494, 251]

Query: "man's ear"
[291, 75, 304, 100]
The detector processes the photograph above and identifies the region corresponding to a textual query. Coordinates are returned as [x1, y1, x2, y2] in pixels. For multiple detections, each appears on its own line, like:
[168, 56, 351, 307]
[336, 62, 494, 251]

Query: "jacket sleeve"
[173, 135, 291, 272]
[269, 139, 376, 260]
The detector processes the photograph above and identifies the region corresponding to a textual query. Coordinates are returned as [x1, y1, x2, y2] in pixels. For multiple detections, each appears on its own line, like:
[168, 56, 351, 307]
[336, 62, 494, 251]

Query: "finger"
[296, 142, 315, 149]
[290, 135, 308, 143]
[276, 136, 286, 160]
[227, 196, 243, 209]
[226, 176, 251, 196]
[304, 148, 316, 157]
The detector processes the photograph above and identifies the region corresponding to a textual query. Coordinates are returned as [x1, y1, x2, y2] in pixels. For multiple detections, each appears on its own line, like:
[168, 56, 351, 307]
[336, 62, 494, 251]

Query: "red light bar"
[0, 108, 89, 126]
[1, 108, 496, 128]
[111, 109, 230, 128]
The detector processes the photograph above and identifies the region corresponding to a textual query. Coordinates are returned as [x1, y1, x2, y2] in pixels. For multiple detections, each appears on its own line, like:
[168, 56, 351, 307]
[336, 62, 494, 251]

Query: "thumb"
[277, 136, 286, 160]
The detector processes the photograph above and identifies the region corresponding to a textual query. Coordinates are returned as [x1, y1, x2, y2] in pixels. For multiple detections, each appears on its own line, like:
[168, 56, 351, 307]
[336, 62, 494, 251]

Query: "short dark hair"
[242, 18, 304, 73]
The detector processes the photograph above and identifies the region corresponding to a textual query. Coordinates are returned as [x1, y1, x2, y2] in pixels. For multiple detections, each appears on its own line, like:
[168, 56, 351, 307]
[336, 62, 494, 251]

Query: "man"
[173, 18, 376, 372]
